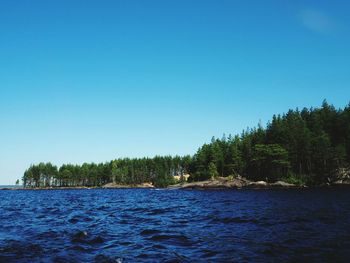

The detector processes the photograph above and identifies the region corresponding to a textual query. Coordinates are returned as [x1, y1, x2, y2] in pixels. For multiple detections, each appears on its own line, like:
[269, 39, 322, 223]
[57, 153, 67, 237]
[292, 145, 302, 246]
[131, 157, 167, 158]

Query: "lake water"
[0, 188, 350, 262]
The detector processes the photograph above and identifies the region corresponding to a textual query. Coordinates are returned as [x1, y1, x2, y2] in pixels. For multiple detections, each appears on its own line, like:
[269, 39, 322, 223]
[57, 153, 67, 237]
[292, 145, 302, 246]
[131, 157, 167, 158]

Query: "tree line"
[190, 100, 350, 185]
[22, 100, 350, 187]
[23, 156, 192, 188]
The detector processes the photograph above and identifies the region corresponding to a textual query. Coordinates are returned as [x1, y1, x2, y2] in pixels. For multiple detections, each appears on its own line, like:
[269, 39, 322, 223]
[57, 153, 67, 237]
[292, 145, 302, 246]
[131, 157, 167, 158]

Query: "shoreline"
[2, 177, 350, 191]
[168, 177, 302, 190]
[0, 183, 155, 191]
[170, 178, 350, 190]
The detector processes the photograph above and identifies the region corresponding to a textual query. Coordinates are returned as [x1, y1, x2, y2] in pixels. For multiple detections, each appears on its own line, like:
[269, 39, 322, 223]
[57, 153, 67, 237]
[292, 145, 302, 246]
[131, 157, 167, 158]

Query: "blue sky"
[1, 0, 350, 184]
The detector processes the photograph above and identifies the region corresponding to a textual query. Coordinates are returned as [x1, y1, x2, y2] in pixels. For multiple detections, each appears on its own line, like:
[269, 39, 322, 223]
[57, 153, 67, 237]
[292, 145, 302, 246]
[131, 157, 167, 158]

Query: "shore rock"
[271, 181, 298, 188]
[102, 182, 154, 188]
[169, 177, 247, 190]
[329, 167, 350, 185]
[169, 177, 299, 190]
[332, 179, 350, 185]
[247, 181, 268, 188]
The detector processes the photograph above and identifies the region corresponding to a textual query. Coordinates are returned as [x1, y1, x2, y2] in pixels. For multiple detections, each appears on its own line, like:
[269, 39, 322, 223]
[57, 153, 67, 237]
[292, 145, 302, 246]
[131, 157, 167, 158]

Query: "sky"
[0, 0, 350, 184]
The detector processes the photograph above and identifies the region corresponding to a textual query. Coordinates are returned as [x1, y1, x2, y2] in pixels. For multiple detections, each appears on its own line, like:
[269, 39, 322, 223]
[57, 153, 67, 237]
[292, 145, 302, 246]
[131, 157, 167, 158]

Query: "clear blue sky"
[1, 0, 350, 184]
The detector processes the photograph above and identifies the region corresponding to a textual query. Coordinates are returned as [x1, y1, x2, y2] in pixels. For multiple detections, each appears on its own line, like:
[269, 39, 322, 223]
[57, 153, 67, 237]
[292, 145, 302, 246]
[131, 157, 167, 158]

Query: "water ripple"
[0, 188, 350, 262]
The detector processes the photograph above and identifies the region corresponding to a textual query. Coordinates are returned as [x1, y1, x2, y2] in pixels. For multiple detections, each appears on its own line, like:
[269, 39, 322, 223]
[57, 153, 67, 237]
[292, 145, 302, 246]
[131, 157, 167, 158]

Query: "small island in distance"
[19, 100, 350, 190]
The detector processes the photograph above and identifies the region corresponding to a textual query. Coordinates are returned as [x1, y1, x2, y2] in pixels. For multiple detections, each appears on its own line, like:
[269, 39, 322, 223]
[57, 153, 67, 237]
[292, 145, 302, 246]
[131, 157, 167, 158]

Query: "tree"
[250, 144, 290, 182]
[22, 100, 350, 187]
[208, 162, 219, 180]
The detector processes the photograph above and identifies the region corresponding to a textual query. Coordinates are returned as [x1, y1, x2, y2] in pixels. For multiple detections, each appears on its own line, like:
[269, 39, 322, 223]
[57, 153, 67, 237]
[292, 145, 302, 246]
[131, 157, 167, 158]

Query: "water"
[0, 188, 350, 262]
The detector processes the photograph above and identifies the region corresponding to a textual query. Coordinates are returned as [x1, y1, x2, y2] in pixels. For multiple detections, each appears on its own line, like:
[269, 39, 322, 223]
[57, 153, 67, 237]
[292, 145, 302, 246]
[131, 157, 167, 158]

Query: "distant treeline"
[23, 100, 350, 187]
[23, 156, 192, 188]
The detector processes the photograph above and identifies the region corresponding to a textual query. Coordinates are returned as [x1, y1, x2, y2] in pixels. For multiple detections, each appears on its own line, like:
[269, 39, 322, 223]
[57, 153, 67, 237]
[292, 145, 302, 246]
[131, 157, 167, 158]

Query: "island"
[20, 101, 350, 190]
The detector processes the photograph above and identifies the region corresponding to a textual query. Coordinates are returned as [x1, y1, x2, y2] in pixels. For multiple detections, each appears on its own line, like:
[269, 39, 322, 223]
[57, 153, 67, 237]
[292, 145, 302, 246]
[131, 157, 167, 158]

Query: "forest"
[22, 156, 192, 188]
[22, 101, 350, 188]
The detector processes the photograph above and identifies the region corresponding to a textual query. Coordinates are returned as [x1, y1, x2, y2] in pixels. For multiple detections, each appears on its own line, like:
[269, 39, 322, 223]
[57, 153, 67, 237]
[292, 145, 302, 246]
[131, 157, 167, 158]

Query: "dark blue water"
[1, 188, 350, 262]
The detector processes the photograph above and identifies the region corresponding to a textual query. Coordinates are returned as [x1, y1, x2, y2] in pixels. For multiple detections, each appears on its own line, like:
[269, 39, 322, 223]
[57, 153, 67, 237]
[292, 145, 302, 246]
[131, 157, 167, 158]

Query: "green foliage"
[189, 101, 350, 185]
[226, 175, 237, 181]
[208, 162, 219, 179]
[23, 101, 350, 187]
[250, 144, 290, 181]
[22, 156, 191, 188]
[153, 172, 175, 188]
[281, 173, 310, 186]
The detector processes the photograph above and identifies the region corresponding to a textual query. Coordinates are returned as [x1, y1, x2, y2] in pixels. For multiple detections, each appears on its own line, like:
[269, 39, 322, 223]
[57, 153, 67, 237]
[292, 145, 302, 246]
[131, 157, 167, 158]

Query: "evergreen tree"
[22, 101, 350, 187]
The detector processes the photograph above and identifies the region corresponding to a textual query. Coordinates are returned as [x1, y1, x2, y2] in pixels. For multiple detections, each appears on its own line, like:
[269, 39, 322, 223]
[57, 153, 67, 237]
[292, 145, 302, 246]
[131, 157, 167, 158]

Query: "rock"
[330, 167, 350, 185]
[172, 177, 249, 189]
[270, 181, 297, 187]
[333, 179, 350, 185]
[169, 177, 303, 190]
[247, 181, 268, 188]
[101, 182, 154, 188]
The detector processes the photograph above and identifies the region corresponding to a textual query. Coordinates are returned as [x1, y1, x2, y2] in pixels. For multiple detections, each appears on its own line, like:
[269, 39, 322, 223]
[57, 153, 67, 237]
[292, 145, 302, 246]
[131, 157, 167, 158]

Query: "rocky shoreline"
[101, 182, 154, 189]
[168, 177, 301, 190]
[0, 183, 155, 191]
[3, 177, 350, 191]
